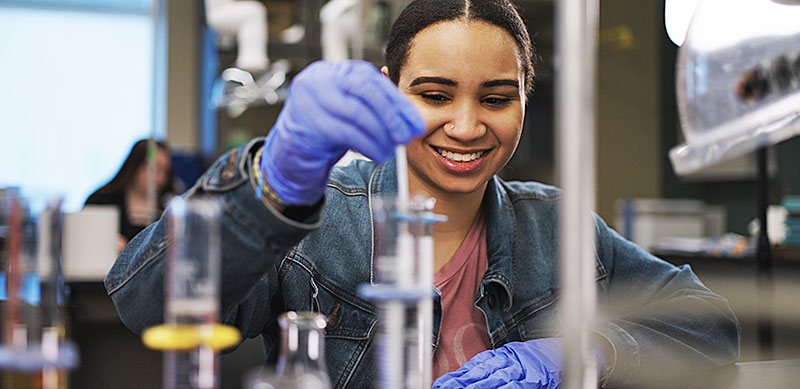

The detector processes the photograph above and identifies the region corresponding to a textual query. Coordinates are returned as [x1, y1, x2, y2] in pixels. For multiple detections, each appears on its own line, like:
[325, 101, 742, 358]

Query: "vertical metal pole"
[556, 0, 599, 388]
[756, 147, 774, 358]
[148, 0, 169, 223]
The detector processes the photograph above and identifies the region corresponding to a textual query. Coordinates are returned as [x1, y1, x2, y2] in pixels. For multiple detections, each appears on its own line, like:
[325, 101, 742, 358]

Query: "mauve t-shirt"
[432, 209, 491, 380]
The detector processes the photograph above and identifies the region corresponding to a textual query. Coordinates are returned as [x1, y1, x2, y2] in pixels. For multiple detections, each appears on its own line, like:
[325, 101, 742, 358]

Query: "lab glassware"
[164, 197, 222, 389]
[0, 192, 39, 388]
[361, 194, 444, 389]
[37, 200, 79, 388]
[244, 311, 331, 389]
[408, 195, 439, 388]
[0, 193, 78, 389]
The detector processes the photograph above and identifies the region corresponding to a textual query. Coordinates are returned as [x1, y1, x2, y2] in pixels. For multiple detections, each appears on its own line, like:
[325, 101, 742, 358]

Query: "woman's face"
[133, 148, 171, 193]
[393, 20, 525, 199]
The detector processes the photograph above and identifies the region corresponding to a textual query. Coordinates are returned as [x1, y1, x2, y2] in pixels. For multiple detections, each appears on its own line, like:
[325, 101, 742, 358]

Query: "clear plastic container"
[671, 0, 800, 175]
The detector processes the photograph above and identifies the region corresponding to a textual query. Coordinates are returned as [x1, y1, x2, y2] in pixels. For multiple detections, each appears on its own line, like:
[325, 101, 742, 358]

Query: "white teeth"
[436, 148, 484, 162]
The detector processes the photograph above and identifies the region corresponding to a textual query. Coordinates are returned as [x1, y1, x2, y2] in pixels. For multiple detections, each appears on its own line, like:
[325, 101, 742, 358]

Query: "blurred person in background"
[85, 139, 178, 251]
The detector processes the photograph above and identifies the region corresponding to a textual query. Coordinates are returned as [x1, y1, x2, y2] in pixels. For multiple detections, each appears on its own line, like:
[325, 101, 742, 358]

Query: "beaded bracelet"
[252, 147, 287, 208]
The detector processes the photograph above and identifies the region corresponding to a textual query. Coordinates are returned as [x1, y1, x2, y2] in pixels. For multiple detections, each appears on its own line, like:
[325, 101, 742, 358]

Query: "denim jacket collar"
[368, 158, 516, 311]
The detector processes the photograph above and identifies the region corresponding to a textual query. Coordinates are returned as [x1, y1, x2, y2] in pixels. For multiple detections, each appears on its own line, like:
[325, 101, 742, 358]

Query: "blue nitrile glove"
[259, 60, 425, 206]
[433, 338, 610, 389]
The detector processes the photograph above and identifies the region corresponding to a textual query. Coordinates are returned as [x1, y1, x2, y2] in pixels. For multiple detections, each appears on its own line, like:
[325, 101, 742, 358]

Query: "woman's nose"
[444, 102, 486, 141]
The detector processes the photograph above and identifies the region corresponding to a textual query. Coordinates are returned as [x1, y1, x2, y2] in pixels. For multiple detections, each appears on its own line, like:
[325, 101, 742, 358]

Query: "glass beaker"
[245, 311, 331, 389]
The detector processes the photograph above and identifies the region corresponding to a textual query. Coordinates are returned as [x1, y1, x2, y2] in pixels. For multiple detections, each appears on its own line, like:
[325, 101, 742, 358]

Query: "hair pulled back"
[385, 0, 535, 95]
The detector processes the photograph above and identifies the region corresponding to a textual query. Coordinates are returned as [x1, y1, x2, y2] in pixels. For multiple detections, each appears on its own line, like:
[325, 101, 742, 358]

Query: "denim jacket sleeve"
[104, 139, 321, 342]
[593, 216, 741, 387]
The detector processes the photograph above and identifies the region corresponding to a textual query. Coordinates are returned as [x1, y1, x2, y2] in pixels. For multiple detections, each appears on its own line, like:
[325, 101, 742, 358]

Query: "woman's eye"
[421, 93, 449, 104]
[483, 97, 512, 107]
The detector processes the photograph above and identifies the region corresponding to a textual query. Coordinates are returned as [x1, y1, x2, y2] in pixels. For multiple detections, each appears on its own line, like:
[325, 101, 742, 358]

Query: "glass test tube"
[164, 197, 222, 389]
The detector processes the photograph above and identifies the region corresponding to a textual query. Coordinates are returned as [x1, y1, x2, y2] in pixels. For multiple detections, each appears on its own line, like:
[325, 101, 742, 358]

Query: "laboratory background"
[1, 0, 800, 388]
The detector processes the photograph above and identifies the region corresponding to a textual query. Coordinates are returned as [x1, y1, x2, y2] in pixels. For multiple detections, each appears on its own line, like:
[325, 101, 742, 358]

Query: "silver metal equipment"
[671, 0, 800, 176]
[148, 0, 169, 224]
[555, 0, 600, 388]
[670, 0, 800, 359]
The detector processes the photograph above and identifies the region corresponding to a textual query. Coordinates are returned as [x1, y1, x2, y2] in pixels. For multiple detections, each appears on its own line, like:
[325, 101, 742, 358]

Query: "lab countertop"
[64, 282, 800, 388]
[627, 359, 800, 388]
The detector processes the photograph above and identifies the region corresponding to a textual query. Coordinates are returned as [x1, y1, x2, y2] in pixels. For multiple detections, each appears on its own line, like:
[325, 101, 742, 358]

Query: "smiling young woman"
[107, 0, 740, 388]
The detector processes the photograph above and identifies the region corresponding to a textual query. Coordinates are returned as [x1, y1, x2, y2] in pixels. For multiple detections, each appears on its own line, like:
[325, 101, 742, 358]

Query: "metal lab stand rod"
[147, 0, 168, 224]
[555, 0, 599, 388]
[756, 147, 774, 358]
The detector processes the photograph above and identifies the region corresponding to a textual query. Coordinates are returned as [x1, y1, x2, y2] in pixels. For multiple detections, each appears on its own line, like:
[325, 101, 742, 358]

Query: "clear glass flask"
[245, 311, 331, 389]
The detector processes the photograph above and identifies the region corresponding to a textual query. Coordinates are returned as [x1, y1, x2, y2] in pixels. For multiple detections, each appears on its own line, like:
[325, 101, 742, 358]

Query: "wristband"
[253, 147, 287, 208]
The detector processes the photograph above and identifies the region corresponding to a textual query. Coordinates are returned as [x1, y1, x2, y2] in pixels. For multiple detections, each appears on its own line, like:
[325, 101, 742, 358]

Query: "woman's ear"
[380, 66, 390, 78]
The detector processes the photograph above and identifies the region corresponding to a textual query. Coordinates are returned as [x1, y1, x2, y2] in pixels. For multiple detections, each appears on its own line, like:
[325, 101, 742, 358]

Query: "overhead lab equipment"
[670, 0, 800, 358]
[205, 0, 292, 117]
[205, 0, 269, 73]
[671, 0, 800, 175]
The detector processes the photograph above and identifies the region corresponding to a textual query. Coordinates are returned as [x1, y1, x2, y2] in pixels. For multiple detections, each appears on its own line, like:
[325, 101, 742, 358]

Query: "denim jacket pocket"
[312, 278, 377, 340]
[310, 273, 378, 388]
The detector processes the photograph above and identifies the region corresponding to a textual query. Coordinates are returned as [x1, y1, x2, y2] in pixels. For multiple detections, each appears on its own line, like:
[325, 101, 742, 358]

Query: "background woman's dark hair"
[95, 139, 176, 200]
[385, 0, 535, 96]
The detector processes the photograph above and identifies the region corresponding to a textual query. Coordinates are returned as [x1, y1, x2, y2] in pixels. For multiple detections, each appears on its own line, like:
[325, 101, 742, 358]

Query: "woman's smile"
[430, 145, 492, 173]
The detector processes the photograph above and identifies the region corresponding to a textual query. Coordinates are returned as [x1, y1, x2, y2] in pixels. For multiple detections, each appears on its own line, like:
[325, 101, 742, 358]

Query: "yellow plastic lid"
[142, 323, 241, 351]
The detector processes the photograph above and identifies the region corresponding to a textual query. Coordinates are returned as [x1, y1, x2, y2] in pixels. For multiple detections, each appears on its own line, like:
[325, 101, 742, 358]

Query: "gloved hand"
[433, 338, 610, 389]
[259, 60, 425, 206]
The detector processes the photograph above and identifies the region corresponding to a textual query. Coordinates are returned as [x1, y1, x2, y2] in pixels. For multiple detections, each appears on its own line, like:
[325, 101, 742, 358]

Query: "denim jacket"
[106, 139, 740, 388]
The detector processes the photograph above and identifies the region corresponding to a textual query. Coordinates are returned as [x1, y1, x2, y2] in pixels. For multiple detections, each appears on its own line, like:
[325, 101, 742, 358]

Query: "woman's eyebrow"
[482, 79, 519, 89]
[409, 76, 457, 87]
